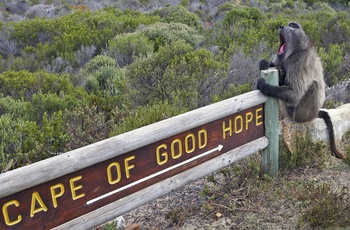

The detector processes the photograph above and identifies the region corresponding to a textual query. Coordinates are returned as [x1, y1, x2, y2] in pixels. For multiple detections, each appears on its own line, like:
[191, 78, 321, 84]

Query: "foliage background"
[0, 0, 349, 172]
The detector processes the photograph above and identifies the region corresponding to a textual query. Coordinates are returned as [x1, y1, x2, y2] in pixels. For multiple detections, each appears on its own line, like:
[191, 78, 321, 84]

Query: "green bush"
[319, 44, 344, 86]
[10, 9, 159, 63]
[85, 55, 118, 73]
[0, 71, 75, 100]
[142, 22, 204, 51]
[0, 94, 31, 120]
[110, 101, 185, 136]
[127, 41, 226, 109]
[0, 113, 23, 170]
[0, 110, 70, 170]
[298, 182, 350, 228]
[164, 48, 227, 109]
[108, 32, 153, 67]
[83, 55, 126, 103]
[224, 7, 263, 28]
[212, 6, 267, 53]
[65, 105, 114, 150]
[127, 41, 193, 106]
[211, 84, 252, 103]
[157, 4, 200, 27]
[15, 111, 70, 165]
[30, 93, 79, 123]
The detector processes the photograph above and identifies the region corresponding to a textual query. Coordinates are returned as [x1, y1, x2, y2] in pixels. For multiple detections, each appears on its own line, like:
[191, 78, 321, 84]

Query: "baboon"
[257, 21, 345, 159]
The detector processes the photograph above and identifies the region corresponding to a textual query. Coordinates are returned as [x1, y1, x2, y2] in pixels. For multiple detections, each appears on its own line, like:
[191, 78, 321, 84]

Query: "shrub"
[211, 84, 252, 103]
[319, 44, 344, 86]
[0, 71, 75, 100]
[127, 40, 227, 109]
[73, 45, 97, 69]
[44, 57, 73, 73]
[157, 4, 200, 27]
[0, 110, 71, 171]
[279, 130, 328, 170]
[164, 47, 227, 108]
[0, 31, 19, 58]
[14, 110, 70, 167]
[64, 105, 112, 150]
[127, 41, 193, 106]
[110, 101, 185, 136]
[25, 4, 55, 19]
[83, 55, 126, 95]
[85, 55, 118, 73]
[0, 94, 31, 120]
[142, 22, 204, 51]
[212, 6, 268, 54]
[30, 93, 79, 123]
[108, 32, 153, 67]
[298, 182, 350, 228]
[224, 7, 263, 29]
[10, 9, 159, 64]
[0, 114, 23, 160]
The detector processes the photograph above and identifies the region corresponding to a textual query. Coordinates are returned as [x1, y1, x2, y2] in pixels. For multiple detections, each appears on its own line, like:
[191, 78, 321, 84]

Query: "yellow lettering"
[124, 156, 135, 178]
[185, 134, 195, 153]
[234, 115, 243, 133]
[198, 129, 207, 149]
[70, 176, 85, 200]
[2, 200, 22, 226]
[156, 144, 168, 165]
[107, 162, 121, 184]
[222, 119, 232, 139]
[30, 192, 48, 217]
[245, 112, 253, 130]
[171, 139, 182, 159]
[50, 183, 65, 208]
[256, 107, 263, 126]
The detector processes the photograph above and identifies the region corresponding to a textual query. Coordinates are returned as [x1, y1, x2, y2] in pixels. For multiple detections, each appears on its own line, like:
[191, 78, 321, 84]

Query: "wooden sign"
[0, 104, 264, 229]
[0, 72, 281, 230]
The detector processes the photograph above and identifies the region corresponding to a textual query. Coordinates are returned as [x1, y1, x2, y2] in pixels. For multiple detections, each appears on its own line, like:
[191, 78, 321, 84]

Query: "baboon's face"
[277, 22, 307, 60]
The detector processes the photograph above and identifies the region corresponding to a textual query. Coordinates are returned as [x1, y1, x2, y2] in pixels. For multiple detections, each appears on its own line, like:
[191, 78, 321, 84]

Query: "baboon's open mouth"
[278, 34, 286, 55]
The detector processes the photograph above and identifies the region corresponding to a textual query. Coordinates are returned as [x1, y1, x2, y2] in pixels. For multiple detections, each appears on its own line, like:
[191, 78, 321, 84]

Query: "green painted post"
[261, 68, 279, 177]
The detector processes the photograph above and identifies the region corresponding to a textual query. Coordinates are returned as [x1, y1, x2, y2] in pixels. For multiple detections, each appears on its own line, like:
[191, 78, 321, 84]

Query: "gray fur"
[257, 22, 325, 122]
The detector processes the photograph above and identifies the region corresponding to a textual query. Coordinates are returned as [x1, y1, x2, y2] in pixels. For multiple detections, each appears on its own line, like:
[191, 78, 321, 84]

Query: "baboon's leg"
[293, 81, 319, 122]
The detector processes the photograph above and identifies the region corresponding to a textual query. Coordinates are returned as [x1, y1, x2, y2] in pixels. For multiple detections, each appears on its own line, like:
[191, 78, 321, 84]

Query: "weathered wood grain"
[261, 68, 279, 176]
[53, 137, 268, 230]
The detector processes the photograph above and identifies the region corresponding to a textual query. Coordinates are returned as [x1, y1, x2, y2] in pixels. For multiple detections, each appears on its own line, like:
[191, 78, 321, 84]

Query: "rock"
[116, 216, 126, 229]
[281, 103, 350, 153]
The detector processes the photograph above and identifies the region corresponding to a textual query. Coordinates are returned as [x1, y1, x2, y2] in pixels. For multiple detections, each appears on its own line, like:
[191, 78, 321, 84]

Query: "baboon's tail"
[318, 110, 346, 159]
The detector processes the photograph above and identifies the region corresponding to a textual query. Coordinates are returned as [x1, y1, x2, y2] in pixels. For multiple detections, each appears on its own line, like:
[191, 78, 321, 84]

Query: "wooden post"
[261, 68, 279, 177]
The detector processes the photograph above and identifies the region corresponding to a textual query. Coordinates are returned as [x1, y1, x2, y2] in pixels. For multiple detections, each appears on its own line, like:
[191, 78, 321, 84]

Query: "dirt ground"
[120, 154, 350, 230]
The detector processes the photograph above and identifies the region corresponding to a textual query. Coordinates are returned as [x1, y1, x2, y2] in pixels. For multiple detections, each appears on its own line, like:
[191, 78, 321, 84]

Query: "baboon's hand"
[257, 77, 266, 91]
[259, 60, 271, 71]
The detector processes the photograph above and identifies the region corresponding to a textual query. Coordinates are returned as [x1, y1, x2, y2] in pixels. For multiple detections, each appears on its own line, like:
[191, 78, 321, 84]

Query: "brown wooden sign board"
[0, 104, 264, 229]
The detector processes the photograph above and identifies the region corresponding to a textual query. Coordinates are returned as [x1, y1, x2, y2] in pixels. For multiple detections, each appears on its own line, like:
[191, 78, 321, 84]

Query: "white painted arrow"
[86, 144, 224, 205]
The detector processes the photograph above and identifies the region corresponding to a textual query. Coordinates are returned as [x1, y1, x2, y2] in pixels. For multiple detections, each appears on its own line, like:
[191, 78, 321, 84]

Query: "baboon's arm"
[257, 78, 297, 104]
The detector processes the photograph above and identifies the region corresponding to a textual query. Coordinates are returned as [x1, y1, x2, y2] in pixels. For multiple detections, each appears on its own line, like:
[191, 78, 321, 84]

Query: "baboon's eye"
[288, 22, 301, 29]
